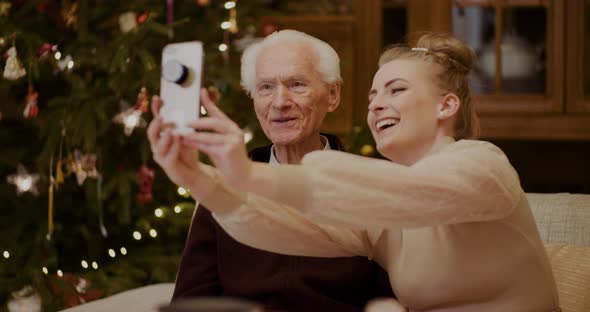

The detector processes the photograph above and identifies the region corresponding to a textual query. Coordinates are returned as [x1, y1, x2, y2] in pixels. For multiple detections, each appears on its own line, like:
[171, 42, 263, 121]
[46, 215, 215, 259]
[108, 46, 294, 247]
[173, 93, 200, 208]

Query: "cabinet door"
[567, 0, 590, 112]
[260, 16, 356, 135]
[444, 0, 565, 113]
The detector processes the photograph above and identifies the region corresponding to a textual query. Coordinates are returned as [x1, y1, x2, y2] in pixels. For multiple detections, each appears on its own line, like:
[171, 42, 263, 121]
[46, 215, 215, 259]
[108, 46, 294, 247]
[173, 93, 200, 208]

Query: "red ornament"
[48, 273, 104, 308]
[37, 43, 57, 59]
[135, 87, 149, 112]
[262, 22, 279, 37]
[23, 86, 39, 118]
[136, 11, 149, 25]
[136, 164, 155, 204]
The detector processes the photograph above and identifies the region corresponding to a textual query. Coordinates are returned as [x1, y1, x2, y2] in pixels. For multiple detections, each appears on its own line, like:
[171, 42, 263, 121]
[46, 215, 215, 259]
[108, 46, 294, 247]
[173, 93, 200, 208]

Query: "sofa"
[61, 193, 590, 312]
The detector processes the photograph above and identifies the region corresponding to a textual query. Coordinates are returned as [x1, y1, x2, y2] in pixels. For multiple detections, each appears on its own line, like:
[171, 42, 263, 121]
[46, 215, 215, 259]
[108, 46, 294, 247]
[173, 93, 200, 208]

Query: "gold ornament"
[0, 1, 11, 16]
[3, 46, 27, 80]
[62, 0, 78, 29]
[360, 144, 375, 156]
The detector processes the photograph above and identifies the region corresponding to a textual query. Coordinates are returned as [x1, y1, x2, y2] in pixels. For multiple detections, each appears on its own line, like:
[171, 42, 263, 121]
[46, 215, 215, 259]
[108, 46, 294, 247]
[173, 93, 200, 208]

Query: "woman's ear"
[438, 93, 460, 120]
[327, 82, 341, 112]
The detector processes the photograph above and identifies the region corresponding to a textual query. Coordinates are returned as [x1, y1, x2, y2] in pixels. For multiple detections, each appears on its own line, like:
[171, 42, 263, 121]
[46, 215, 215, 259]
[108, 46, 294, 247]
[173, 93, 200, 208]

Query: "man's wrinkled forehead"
[255, 42, 318, 80]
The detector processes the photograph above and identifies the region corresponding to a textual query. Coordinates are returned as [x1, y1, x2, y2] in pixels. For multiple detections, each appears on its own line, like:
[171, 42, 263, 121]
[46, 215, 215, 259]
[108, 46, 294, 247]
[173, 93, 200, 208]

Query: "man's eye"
[259, 84, 273, 91]
[291, 81, 306, 88]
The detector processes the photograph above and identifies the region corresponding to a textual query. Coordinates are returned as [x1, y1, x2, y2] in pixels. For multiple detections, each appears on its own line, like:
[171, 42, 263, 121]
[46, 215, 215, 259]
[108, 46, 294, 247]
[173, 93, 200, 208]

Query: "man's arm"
[172, 205, 221, 300]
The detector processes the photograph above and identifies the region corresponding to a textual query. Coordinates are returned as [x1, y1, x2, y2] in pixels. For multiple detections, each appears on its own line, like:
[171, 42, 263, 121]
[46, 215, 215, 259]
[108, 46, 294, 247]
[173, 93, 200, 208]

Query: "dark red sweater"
[172, 135, 394, 311]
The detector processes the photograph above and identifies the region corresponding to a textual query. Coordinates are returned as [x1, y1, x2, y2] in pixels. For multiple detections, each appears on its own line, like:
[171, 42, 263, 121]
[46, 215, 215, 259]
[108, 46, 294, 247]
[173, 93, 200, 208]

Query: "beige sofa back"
[527, 193, 590, 312]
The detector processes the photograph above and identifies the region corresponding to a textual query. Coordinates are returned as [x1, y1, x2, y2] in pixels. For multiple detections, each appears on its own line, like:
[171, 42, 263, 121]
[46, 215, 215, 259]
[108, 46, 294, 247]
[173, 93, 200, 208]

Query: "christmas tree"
[0, 0, 276, 310]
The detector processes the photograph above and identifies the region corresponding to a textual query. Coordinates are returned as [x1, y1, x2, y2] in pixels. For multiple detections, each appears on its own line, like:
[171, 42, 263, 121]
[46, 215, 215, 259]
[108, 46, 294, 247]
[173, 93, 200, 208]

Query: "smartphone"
[160, 41, 204, 135]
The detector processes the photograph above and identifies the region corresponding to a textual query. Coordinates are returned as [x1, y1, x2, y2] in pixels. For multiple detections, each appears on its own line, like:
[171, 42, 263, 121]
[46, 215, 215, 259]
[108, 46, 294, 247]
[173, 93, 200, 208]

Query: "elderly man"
[149, 30, 392, 311]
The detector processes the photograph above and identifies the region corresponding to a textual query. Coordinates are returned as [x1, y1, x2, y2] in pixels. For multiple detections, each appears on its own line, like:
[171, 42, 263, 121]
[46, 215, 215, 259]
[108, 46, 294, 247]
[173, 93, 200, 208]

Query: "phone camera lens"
[163, 60, 188, 84]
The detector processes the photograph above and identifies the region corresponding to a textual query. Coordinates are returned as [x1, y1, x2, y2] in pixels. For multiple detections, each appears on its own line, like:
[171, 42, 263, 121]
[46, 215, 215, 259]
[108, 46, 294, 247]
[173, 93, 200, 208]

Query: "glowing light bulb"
[177, 187, 188, 196]
[2, 251, 9, 259]
[224, 1, 236, 9]
[174, 205, 182, 213]
[218, 43, 228, 52]
[149, 229, 158, 238]
[154, 208, 164, 218]
[55, 51, 62, 60]
[120, 247, 128, 255]
[57, 270, 63, 277]
[221, 21, 232, 30]
[133, 231, 142, 240]
[91, 262, 98, 269]
[108, 249, 116, 258]
[42, 267, 48, 274]
[81, 260, 88, 269]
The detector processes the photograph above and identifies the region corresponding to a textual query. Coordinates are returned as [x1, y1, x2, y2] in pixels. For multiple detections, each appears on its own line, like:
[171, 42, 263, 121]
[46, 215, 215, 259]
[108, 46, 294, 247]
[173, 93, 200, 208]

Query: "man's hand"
[147, 96, 210, 197]
[182, 89, 252, 189]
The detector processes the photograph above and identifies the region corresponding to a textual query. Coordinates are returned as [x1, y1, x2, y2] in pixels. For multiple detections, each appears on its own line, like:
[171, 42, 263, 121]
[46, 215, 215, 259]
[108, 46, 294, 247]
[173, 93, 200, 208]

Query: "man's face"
[252, 42, 340, 145]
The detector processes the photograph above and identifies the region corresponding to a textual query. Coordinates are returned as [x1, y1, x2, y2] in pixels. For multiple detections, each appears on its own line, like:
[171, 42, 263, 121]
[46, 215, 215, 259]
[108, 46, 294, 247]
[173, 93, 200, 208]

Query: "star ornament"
[67, 150, 98, 185]
[7, 164, 40, 196]
[113, 100, 146, 136]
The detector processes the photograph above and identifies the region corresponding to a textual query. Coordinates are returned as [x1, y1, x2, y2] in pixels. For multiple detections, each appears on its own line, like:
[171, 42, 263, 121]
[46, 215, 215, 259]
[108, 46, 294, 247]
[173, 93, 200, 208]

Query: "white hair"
[240, 29, 342, 97]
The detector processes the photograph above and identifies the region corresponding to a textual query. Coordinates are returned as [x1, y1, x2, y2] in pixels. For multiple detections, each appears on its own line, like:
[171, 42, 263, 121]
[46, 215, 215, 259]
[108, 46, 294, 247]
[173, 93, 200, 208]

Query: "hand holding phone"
[160, 41, 204, 135]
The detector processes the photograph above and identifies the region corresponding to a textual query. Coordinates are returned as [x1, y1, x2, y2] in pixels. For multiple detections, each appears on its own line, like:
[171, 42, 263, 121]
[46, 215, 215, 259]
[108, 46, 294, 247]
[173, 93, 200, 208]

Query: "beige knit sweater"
[199, 139, 560, 312]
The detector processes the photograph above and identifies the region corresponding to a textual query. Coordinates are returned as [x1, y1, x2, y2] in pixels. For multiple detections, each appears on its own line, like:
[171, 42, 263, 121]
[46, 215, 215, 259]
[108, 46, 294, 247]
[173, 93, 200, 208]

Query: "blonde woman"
[149, 33, 560, 311]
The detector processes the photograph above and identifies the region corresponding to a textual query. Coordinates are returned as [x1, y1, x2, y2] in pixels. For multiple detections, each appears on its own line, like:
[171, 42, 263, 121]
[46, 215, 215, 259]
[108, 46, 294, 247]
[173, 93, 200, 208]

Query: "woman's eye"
[391, 88, 406, 94]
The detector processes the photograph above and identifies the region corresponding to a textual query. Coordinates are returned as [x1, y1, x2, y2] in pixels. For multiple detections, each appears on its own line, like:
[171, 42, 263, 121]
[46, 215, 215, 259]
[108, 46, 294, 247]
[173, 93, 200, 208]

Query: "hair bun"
[412, 32, 476, 74]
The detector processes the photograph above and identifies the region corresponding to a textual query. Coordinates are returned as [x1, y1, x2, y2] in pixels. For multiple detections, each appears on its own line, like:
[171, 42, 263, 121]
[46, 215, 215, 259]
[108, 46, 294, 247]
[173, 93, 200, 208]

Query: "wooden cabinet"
[262, 0, 590, 140]
[567, 0, 590, 113]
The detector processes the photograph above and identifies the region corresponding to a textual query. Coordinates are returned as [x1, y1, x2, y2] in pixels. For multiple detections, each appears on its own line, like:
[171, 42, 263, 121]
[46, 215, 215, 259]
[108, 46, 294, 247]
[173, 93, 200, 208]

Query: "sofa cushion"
[527, 193, 590, 246]
[545, 244, 590, 312]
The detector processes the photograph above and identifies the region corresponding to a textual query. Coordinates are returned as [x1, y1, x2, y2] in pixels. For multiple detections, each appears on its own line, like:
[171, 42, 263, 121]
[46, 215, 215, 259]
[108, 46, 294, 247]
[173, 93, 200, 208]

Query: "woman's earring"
[439, 111, 446, 117]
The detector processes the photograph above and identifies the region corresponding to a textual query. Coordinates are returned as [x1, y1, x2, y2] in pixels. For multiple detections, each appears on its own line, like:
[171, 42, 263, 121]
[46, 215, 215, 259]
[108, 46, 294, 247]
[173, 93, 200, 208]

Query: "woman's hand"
[182, 89, 252, 189]
[147, 96, 211, 198]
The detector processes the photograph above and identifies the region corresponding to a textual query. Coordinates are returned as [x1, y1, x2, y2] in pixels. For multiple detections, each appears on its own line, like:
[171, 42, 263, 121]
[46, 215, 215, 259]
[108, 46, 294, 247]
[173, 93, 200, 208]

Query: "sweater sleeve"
[271, 140, 523, 229]
[199, 166, 372, 258]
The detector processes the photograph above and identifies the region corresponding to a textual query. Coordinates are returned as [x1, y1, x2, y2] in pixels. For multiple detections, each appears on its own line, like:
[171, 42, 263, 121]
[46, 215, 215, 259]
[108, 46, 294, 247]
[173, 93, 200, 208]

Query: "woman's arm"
[195, 165, 373, 258]
[239, 140, 523, 229]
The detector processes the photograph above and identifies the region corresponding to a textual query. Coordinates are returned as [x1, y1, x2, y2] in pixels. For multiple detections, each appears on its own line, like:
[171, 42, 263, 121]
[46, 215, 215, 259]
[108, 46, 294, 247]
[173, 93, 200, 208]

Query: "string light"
[149, 229, 158, 238]
[55, 51, 62, 60]
[91, 262, 98, 270]
[174, 205, 182, 213]
[42, 267, 48, 274]
[133, 231, 142, 240]
[81, 260, 89, 269]
[220, 21, 232, 30]
[120, 247, 127, 255]
[2, 251, 9, 259]
[218, 43, 228, 52]
[57, 270, 63, 277]
[224, 1, 236, 9]
[108, 249, 116, 258]
[177, 187, 188, 196]
[67, 60, 74, 70]
[154, 208, 164, 218]
[200, 106, 207, 115]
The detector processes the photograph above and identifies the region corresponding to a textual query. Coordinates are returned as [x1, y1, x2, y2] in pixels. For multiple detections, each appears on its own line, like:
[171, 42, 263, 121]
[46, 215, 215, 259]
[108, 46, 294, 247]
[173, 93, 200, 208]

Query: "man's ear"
[327, 82, 341, 112]
[438, 93, 460, 120]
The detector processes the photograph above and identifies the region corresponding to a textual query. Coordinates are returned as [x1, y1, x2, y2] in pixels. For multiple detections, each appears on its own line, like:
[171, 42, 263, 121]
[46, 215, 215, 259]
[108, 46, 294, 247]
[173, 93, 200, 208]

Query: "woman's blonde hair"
[378, 32, 480, 140]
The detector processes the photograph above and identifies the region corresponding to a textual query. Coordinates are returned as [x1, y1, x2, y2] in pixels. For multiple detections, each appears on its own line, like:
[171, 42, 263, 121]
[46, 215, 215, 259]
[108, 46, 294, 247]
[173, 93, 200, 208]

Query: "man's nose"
[272, 85, 291, 109]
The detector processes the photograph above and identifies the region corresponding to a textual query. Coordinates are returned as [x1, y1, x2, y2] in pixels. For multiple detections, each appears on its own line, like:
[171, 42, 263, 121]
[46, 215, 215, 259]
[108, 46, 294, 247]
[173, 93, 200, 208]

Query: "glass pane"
[585, 1, 590, 96]
[500, 7, 546, 94]
[382, 0, 407, 47]
[452, 5, 496, 94]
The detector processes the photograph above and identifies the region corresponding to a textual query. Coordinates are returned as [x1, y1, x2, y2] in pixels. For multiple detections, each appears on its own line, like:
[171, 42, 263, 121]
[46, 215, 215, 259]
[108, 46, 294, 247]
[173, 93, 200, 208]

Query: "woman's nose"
[368, 94, 386, 112]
